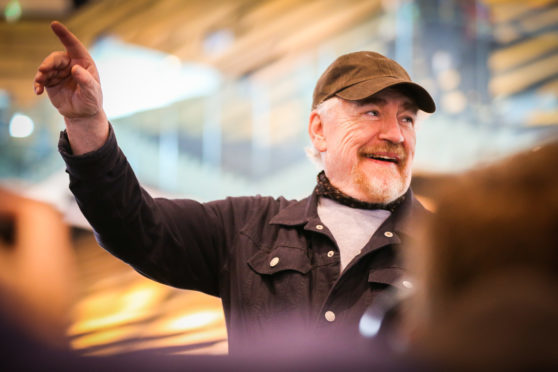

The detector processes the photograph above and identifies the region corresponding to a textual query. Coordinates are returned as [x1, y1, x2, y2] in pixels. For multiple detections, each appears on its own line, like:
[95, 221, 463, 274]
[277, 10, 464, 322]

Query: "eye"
[401, 115, 415, 126]
[366, 110, 379, 117]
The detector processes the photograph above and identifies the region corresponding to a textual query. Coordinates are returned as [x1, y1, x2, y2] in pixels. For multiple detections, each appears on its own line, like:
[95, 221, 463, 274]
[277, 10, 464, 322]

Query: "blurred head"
[308, 51, 435, 204]
[405, 142, 558, 332]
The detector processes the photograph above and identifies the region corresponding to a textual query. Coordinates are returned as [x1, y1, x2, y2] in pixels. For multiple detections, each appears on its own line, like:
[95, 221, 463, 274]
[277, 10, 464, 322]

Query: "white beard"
[352, 166, 410, 204]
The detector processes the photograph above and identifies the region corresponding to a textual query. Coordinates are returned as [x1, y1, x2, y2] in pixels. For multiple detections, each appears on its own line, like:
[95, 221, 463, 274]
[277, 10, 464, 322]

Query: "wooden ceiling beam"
[489, 32, 558, 71]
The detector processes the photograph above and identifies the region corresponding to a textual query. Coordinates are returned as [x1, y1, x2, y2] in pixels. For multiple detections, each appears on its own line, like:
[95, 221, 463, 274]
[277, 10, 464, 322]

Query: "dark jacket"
[59, 126, 429, 352]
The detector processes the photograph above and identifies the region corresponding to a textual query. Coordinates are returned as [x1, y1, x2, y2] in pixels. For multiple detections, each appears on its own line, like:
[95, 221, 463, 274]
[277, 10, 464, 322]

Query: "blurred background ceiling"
[2, 0, 387, 107]
[1, 0, 558, 204]
[1, 0, 558, 356]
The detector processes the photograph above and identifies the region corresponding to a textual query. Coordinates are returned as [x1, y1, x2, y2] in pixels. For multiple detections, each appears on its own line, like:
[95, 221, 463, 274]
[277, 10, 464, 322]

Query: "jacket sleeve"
[58, 124, 246, 296]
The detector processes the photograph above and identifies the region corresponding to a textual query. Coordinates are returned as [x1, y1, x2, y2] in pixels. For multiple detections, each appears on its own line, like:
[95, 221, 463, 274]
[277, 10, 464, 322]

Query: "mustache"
[358, 144, 407, 159]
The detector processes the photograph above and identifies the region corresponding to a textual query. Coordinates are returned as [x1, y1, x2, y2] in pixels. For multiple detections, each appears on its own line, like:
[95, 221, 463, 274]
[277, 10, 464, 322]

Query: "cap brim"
[335, 78, 436, 113]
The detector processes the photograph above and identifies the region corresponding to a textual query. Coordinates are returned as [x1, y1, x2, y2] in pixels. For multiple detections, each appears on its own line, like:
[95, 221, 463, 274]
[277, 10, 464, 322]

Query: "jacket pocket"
[244, 246, 312, 316]
[247, 246, 312, 275]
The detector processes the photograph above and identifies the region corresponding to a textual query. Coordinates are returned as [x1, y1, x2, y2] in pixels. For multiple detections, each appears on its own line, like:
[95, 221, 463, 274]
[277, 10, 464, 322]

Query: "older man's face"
[309, 88, 418, 204]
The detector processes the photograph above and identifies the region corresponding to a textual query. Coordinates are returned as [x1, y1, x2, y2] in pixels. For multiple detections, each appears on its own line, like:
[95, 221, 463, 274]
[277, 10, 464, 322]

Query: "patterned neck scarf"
[314, 171, 405, 212]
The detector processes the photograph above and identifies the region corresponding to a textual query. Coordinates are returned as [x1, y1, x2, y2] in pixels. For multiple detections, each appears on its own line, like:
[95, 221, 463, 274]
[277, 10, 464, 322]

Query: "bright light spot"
[4, 0, 21, 22]
[122, 286, 161, 311]
[359, 313, 382, 338]
[164, 54, 182, 68]
[432, 50, 452, 72]
[437, 69, 461, 91]
[401, 280, 414, 289]
[69, 283, 165, 334]
[164, 311, 222, 332]
[9, 113, 34, 137]
[441, 90, 467, 114]
[89, 37, 221, 119]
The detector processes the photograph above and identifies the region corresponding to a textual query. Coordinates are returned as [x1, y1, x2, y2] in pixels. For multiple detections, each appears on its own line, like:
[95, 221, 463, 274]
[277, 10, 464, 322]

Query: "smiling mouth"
[364, 154, 399, 164]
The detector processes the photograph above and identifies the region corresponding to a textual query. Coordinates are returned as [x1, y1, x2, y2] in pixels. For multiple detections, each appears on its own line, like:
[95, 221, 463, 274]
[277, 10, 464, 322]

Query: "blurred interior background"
[0, 0, 557, 357]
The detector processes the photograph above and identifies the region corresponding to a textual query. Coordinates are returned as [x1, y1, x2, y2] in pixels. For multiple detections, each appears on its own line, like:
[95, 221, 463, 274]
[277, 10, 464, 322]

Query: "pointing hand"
[34, 21, 103, 119]
[34, 21, 108, 155]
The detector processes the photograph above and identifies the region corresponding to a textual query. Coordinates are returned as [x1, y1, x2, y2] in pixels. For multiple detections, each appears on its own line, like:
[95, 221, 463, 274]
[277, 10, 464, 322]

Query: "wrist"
[64, 111, 109, 155]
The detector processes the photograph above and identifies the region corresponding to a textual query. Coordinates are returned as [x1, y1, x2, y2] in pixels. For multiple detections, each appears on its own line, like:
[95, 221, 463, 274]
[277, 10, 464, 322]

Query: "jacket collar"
[269, 192, 319, 227]
[270, 187, 430, 238]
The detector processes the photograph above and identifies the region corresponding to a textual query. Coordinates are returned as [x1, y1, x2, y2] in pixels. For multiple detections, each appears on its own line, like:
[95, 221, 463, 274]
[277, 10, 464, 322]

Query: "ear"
[308, 110, 327, 152]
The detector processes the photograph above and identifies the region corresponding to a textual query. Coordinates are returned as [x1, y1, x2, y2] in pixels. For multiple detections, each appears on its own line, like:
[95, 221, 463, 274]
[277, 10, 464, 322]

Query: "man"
[34, 21, 435, 352]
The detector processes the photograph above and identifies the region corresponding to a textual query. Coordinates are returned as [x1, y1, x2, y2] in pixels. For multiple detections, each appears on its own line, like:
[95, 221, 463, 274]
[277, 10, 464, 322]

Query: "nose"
[378, 115, 404, 144]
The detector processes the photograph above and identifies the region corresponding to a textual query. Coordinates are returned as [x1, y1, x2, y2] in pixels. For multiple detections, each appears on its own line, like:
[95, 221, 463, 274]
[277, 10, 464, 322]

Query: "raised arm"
[34, 21, 108, 155]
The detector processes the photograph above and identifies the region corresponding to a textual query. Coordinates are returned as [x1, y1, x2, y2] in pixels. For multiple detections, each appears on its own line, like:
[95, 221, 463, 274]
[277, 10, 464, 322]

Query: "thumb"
[71, 64, 103, 111]
[71, 64, 94, 87]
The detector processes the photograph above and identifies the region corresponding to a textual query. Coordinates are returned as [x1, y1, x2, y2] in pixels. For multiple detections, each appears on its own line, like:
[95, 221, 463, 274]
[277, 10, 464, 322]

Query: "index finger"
[50, 20, 90, 59]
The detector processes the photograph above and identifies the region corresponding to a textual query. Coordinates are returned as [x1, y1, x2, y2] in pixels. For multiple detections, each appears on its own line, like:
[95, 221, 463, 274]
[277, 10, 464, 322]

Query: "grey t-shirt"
[318, 197, 391, 271]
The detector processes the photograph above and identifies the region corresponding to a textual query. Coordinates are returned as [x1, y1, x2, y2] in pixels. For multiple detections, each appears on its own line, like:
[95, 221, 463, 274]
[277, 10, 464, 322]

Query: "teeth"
[366, 154, 397, 162]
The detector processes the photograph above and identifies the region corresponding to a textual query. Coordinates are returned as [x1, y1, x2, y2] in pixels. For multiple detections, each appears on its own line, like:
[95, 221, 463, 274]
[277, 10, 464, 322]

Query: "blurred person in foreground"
[34, 21, 435, 354]
[401, 142, 558, 371]
[0, 189, 76, 349]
